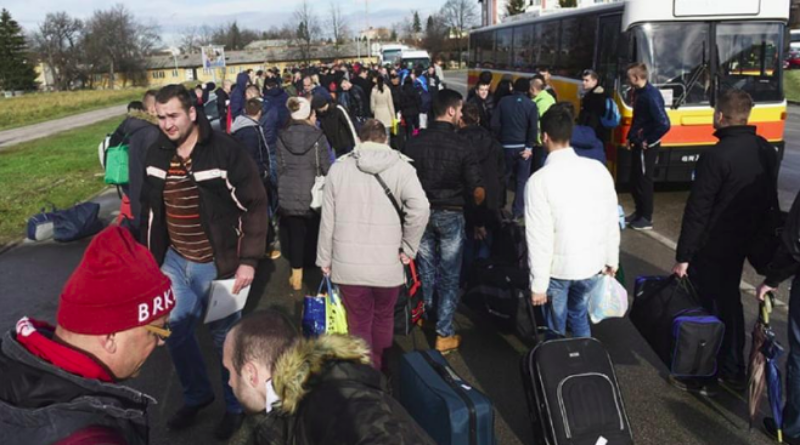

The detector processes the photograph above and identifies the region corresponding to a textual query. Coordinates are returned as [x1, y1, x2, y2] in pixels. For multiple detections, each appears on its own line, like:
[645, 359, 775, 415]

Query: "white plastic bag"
[310, 175, 325, 210]
[589, 275, 629, 324]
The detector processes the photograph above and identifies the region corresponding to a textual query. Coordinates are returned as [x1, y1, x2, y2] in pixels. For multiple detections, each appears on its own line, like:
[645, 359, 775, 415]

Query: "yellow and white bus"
[468, 0, 789, 182]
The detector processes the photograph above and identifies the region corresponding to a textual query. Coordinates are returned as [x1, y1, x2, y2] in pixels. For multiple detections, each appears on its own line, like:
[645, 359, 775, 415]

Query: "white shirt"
[524, 147, 620, 294]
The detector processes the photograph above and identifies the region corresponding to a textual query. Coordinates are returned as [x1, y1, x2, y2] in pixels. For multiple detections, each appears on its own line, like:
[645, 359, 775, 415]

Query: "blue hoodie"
[539, 125, 606, 168]
[261, 87, 290, 182]
[230, 72, 250, 120]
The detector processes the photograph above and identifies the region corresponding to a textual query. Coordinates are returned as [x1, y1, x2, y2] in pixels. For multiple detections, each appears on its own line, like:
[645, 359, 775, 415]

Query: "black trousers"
[280, 215, 317, 269]
[689, 253, 747, 379]
[630, 143, 660, 221]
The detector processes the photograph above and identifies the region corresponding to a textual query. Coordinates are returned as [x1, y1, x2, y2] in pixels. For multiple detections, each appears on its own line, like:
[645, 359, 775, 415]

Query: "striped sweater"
[164, 155, 213, 263]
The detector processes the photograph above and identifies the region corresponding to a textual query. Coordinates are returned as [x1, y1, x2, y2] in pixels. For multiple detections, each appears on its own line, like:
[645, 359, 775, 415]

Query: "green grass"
[786, 70, 800, 103]
[0, 116, 123, 246]
[0, 88, 146, 131]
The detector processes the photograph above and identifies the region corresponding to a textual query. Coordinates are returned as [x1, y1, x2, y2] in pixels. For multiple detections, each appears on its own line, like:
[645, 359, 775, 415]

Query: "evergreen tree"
[505, 0, 527, 17]
[0, 9, 37, 91]
[560, 0, 577, 7]
[412, 11, 422, 33]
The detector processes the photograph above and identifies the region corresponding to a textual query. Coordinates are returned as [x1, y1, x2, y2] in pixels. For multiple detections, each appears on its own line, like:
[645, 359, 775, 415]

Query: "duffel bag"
[27, 204, 57, 241]
[52, 202, 104, 243]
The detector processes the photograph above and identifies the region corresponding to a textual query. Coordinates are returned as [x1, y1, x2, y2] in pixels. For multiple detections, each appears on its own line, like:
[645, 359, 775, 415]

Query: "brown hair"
[230, 310, 298, 374]
[358, 119, 387, 143]
[245, 98, 262, 117]
[626, 62, 648, 80]
[716, 89, 753, 125]
[461, 102, 480, 126]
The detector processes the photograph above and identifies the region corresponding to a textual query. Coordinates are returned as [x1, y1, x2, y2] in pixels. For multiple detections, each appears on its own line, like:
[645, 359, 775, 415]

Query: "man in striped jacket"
[139, 84, 268, 441]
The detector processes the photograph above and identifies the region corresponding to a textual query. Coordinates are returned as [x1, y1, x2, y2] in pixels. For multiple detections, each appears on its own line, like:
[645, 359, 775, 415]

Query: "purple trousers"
[338, 284, 401, 370]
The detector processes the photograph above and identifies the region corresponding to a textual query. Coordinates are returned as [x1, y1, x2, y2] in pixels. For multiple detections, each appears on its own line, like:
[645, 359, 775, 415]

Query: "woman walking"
[317, 120, 429, 370]
[370, 77, 396, 140]
[277, 97, 333, 290]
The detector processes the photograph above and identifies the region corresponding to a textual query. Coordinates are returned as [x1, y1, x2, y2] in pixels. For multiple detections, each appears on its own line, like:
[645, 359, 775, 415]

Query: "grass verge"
[0, 116, 123, 246]
[786, 70, 800, 103]
[0, 88, 145, 131]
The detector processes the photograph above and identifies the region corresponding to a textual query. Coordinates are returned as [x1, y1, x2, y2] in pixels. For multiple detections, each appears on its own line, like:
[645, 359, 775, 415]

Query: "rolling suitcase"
[521, 337, 634, 445]
[399, 350, 495, 445]
[629, 275, 725, 377]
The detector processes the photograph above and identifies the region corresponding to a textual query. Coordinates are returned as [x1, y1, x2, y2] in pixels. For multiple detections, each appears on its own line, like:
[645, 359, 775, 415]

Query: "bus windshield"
[382, 49, 402, 63]
[627, 21, 783, 106]
[399, 58, 431, 70]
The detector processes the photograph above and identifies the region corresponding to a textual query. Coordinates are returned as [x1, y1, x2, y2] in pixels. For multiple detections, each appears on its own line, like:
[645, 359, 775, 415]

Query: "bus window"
[513, 25, 535, 72]
[497, 28, 513, 70]
[716, 22, 783, 103]
[559, 15, 595, 78]
[481, 31, 496, 68]
[597, 14, 623, 92]
[629, 22, 711, 108]
[537, 21, 560, 70]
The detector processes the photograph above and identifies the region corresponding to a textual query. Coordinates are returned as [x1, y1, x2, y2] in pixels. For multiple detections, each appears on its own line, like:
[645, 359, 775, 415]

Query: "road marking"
[636, 228, 787, 308]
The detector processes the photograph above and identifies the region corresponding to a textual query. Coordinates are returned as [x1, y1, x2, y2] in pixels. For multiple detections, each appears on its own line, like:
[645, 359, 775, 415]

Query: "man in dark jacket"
[405, 89, 484, 354]
[672, 89, 776, 393]
[352, 68, 374, 116]
[141, 85, 268, 440]
[222, 311, 435, 445]
[0, 227, 173, 445]
[625, 62, 671, 230]
[468, 81, 495, 132]
[231, 72, 252, 123]
[232, 99, 271, 182]
[578, 69, 610, 141]
[338, 79, 368, 125]
[216, 80, 232, 130]
[491, 77, 539, 221]
[459, 102, 504, 278]
[313, 95, 357, 156]
[757, 190, 800, 445]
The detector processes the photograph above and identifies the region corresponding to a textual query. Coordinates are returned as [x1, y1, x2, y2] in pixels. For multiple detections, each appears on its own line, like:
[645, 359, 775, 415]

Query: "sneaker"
[214, 411, 245, 441]
[166, 397, 215, 430]
[629, 217, 653, 231]
[764, 417, 800, 445]
[435, 335, 462, 355]
[717, 374, 748, 393]
[667, 375, 716, 396]
[625, 213, 639, 225]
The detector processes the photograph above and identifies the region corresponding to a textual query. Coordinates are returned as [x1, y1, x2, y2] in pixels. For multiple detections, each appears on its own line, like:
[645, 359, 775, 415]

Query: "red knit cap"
[57, 227, 174, 335]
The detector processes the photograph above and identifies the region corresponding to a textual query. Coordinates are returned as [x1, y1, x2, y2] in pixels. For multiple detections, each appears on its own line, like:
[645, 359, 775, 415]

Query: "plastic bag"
[302, 277, 348, 337]
[589, 274, 629, 324]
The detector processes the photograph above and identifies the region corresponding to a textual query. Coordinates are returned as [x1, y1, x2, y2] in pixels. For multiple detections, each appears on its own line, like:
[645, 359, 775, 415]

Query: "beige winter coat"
[370, 86, 396, 128]
[316, 141, 430, 287]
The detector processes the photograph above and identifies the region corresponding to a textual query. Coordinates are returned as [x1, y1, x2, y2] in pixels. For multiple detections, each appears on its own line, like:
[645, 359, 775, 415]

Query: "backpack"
[600, 97, 621, 129]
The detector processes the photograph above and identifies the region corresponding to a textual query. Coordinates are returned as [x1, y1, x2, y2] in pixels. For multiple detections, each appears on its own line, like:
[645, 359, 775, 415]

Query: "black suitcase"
[463, 260, 542, 341]
[521, 337, 634, 445]
[629, 276, 725, 377]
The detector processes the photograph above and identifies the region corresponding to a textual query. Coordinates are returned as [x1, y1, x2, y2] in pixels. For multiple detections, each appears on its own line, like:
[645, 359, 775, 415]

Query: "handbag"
[373, 173, 425, 335]
[309, 141, 325, 211]
[302, 276, 348, 337]
[588, 274, 629, 324]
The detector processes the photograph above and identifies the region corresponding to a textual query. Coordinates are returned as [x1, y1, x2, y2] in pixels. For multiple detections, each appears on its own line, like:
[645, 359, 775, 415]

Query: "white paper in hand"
[204, 279, 250, 324]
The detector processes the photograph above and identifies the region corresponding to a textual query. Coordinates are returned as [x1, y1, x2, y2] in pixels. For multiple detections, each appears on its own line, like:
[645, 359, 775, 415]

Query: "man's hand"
[521, 149, 533, 160]
[232, 264, 255, 295]
[531, 292, 547, 306]
[321, 266, 332, 276]
[474, 226, 487, 241]
[672, 262, 689, 278]
[642, 141, 650, 150]
[603, 266, 617, 277]
[756, 282, 777, 302]
[399, 253, 411, 265]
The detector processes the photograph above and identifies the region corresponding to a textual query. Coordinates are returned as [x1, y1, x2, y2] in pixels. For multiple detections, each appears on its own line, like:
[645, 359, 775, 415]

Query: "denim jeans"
[161, 248, 242, 414]
[784, 274, 800, 437]
[504, 147, 531, 219]
[544, 275, 602, 339]
[417, 210, 465, 337]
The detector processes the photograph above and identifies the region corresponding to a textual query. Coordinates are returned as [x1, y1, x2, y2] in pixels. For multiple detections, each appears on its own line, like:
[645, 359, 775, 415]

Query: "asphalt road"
[0, 72, 796, 445]
[0, 104, 127, 151]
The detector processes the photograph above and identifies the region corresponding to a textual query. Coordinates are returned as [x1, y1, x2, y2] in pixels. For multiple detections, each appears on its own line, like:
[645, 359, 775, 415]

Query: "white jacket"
[524, 147, 620, 294]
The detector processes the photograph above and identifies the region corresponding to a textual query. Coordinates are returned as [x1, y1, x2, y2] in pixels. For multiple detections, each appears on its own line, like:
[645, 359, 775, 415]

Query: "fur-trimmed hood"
[271, 335, 371, 415]
[127, 109, 158, 125]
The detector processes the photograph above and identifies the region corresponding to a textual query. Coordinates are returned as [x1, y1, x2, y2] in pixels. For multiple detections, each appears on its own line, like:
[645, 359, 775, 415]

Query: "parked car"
[203, 92, 222, 131]
[785, 49, 800, 70]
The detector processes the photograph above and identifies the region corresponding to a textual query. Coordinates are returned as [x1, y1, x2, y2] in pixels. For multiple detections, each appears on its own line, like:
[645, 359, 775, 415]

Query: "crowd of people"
[4, 54, 800, 445]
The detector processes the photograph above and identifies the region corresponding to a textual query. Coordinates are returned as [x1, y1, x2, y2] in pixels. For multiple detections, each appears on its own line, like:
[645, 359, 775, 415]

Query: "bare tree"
[31, 12, 85, 90]
[291, 0, 321, 65]
[440, 0, 479, 67]
[328, 3, 349, 49]
[422, 14, 447, 56]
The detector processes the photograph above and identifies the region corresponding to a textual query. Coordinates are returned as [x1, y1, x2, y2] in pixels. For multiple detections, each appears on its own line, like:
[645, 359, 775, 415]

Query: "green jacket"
[533, 92, 556, 144]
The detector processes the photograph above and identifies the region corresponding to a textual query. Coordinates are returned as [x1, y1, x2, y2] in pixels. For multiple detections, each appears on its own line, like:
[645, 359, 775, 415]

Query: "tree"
[291, 0, 321, 65]
[560, 0, 578, 7]
[31, 11, 85, 90]
[390, 29, 398, 42]
[210, 22, 259, 51]
[505, 0, 527, 17]
[423, 14, 447, 56]
[177, 25, 214, 54]
[412, 11, 422, 33]
[328, 3, 349, 49]
[0, 9, 38, 91]
[440, 0, 478, 68]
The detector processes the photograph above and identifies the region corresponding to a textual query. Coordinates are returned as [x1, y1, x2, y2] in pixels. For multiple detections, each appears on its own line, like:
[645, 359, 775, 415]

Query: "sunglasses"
[144, 323, 171, 341]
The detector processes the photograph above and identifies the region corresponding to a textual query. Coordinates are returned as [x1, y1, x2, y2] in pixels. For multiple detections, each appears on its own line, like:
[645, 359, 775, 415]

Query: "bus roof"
[472, 2, 622, 33]
[381, 44, 408, 52]
[401, 50, 430, 59]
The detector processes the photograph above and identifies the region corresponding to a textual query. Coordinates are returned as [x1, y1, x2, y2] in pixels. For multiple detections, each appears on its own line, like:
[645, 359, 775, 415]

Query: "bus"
[380, 44, 408, 65]
[468, 0, 789, 183]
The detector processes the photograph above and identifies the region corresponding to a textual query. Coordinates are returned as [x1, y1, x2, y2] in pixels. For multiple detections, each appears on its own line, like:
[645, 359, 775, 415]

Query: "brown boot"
[435, 335, 462, 355]
[289, 268, 303, 291]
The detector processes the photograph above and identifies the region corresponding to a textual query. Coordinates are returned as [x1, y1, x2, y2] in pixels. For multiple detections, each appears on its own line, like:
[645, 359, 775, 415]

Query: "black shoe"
[717, 374, 748, 393]
[166, 398, 215, 430]
[625, 212, 639, 225]
[764, 417, 800, 444]
[668, 375, 716, 396]
[629, 217, 653, 231]
[214, 411, 245, 441]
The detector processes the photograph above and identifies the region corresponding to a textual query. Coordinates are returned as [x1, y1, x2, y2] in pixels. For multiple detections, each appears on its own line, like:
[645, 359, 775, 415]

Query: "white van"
[380, 44, 408, 65]
[398, 50, 431, 71]
[791, 29, 800, 51]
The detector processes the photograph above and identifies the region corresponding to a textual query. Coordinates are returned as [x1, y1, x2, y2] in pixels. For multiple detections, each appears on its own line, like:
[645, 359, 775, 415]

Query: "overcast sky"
[6, 0, 446, 46]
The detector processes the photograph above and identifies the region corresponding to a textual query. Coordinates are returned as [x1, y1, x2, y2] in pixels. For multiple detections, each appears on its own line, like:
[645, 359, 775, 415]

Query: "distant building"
[479, 0, 619, 27]
[792, 0, 800, 28]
